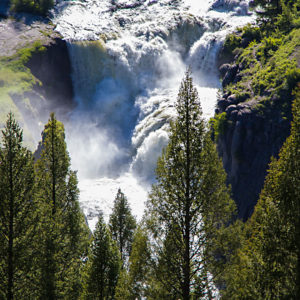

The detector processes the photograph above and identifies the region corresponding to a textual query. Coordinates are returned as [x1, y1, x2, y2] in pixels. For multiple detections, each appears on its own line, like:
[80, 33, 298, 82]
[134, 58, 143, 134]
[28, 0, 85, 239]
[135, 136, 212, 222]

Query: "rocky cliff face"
[26, 37, 73, 112]
[13, 37, 73, 143]
[216, 61, 292, 220]
[0, 18, 73, 144]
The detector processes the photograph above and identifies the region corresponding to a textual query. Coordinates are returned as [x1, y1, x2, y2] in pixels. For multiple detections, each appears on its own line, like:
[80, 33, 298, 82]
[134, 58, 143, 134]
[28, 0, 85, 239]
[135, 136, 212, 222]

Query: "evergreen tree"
[150, 224, 183, 299]
[64, 170, 90, 299]
[253, 0, 299, 29]
[253, 0, 282, 20]
[34, 113, 89, 299]
[115, 225, 152, 300]
[255, 89, 300, 299]
[146, 70, 237, 299]
[0, 113, 36, 300]
[83, 213, 121, 300]
[109, 189, 137, 266]
[223, 89, 300, 299]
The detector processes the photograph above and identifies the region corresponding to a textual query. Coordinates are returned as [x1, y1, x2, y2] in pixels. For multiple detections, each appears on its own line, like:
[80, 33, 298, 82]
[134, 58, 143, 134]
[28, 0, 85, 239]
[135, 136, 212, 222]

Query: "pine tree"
[253, 0, 282, 22]
[251, 88, 300, 298]
[146, 70, 237, 299]
[83, 213, 121, 299]
[253, 0, 299, 29]
[115, 225, 152, 300]
[109, 188, 137, 266]
[0, 113, 36, 300]
[34, 113, 89, 299]
[151, 224, 184, 299]
[64, 170, 90, 299]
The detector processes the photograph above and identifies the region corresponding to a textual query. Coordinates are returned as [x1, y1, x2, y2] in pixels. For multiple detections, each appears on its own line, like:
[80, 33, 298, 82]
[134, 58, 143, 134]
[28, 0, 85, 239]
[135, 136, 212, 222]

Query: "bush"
[241, 24, 261, 42]
[257, 37, 282, 61]
[223, 34, 242, 54]
[210, 112, 228, 141]
[10, 0, 54, 16]
[286, 68, 300, 90]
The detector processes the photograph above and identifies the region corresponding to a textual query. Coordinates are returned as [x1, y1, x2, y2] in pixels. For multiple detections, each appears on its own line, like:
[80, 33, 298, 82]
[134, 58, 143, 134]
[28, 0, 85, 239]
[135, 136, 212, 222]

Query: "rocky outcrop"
[25, 38, 73, 112]
[0, 18, 73, 144]
[10, 36, 74, 141]
[217, 62, 291, 221]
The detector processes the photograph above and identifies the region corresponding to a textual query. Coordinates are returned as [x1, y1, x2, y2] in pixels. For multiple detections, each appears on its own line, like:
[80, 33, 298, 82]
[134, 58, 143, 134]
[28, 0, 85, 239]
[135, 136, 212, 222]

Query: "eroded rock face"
[0, 18, 73, 111]
[17, 38, 73, 142]
[0, 18, 73, 144]
[217, 62, 291, 220]
[25, 38, 73, 112]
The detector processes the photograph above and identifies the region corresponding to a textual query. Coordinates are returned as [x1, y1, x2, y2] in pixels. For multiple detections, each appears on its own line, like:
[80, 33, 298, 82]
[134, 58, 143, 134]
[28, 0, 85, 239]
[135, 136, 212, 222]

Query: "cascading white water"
[52, 0, 255, 230]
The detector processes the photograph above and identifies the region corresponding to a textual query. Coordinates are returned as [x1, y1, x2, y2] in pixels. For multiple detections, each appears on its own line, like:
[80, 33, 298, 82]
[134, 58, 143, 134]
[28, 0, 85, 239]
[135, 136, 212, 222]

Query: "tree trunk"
[296, 218, 300, 299]
[183, 92, 191, 300]
[8, 134, 14, 300]
[183, 212, 190, 300]
[51, 119, 56, 215]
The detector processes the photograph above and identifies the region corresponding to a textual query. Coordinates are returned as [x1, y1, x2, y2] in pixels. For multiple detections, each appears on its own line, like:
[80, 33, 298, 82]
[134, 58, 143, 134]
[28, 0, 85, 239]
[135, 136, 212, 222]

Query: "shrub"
[223, 34, 242, 54]
[241, 24, 261, 42]
[210, 112, 228, 141]
[10, 0, 54, 17]
[286, 68, 300, 90]
[257, 37, 282, 61]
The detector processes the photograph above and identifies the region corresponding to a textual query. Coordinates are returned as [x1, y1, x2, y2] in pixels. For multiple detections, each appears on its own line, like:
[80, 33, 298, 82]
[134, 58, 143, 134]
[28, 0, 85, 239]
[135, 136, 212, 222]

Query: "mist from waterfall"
[52, 0, 255, 230]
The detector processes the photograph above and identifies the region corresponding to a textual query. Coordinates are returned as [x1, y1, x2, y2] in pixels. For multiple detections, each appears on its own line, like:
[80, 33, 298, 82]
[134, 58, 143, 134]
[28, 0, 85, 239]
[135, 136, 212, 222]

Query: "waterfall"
[52, 0, 255, 230]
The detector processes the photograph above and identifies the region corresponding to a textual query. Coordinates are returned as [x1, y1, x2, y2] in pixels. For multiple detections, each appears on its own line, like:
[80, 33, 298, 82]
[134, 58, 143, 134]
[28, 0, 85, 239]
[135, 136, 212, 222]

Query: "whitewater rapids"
[51, 0, 255, 230]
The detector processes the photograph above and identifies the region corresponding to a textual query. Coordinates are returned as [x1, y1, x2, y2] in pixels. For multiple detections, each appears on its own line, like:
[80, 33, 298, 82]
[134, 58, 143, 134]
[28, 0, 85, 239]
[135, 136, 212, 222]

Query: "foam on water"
[78, 173, 147, 230]
[52, 0, 255, 231]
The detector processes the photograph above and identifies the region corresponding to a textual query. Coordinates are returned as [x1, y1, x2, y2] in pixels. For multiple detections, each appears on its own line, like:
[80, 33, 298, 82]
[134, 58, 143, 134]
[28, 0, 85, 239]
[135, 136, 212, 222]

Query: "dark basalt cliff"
[26, 37, 73, 112]
[216, 60, 292, 220]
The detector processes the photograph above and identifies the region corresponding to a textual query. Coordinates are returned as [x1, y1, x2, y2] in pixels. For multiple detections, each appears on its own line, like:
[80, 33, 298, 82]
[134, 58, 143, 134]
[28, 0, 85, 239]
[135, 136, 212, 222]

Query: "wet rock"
[225, 104, 237, 114]
[227, 94, 238, 104]
[228, 109, 238, 121]
[222, 64, 238, 87]
[25, 38, 74, 111]
[248, 0, 256, 8]
[118, 17, 126, 27]
[217, 99, 291, 220]
[219, 63, 231, 77]
[217, 98, 229, 112]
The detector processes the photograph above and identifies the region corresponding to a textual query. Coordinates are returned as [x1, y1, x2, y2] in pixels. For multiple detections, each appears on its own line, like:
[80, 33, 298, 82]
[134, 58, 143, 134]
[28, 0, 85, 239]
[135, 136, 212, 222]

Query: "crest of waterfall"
[52, 0, 255, 229]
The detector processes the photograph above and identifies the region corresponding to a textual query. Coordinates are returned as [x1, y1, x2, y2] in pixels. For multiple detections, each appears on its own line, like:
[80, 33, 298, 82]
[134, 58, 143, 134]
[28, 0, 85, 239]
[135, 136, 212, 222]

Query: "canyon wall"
[216, 31, 299, 219]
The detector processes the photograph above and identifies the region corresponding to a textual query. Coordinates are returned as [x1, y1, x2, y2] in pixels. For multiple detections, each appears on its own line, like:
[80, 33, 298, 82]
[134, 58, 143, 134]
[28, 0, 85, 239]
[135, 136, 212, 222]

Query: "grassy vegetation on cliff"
[222, 0, 300, 114]
[210, 112, 228, 141]
[0, 41, 47, 143]
[223, 28, 300, 107]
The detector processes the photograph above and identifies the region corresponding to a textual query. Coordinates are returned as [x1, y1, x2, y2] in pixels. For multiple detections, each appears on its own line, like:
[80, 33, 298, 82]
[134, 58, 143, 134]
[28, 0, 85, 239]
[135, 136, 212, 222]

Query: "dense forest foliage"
[0, 71, 239, 299]
[217, 0, 300, 298]
[0, 72, 298, 299]
[222, 88, 300, 299]
[0, 0, 299, 299]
